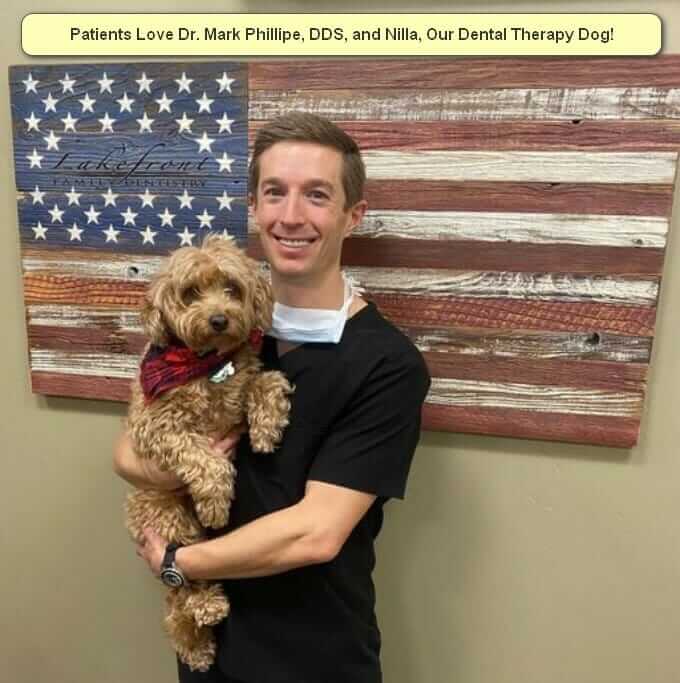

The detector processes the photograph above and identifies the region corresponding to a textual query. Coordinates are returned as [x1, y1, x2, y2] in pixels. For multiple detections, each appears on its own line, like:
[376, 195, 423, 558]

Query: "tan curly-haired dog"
[125, 234, 292, 671]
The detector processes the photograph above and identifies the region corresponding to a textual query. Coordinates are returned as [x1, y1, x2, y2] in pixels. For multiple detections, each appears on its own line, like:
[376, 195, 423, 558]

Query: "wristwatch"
[160, 542, 187, 588]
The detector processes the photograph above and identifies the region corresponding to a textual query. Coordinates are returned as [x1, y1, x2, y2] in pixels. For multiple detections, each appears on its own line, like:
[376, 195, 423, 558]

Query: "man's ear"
[343, 199, 368, 239]
[140, 272, 171, 346]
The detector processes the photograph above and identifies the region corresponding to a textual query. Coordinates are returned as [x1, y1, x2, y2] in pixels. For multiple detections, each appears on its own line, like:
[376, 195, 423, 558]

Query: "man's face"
[251, 141, 366, 283]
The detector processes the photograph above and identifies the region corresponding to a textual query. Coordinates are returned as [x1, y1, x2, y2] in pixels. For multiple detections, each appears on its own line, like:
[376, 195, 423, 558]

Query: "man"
[113, 112, 431, 683]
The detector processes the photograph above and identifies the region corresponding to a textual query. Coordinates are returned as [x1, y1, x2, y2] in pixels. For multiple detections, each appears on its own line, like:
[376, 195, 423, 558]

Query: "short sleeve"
[307, 348, 431, 500]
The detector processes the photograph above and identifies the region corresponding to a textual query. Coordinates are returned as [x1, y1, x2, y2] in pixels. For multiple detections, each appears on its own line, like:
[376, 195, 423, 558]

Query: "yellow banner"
[22, 13, 661, 56]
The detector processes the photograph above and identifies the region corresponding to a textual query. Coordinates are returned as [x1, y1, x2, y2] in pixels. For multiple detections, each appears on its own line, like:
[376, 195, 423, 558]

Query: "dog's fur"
[124, 235, 292, 671]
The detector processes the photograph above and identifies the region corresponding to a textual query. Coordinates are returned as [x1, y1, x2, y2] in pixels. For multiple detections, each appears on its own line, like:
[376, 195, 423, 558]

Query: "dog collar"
[140, 328, 264, 402]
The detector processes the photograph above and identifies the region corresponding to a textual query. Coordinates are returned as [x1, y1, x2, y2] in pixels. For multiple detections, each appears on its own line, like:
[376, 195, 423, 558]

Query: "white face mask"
[268, 273, 363, 344]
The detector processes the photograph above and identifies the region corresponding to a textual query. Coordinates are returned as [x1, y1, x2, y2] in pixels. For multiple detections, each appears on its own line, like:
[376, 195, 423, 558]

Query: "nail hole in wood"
[586, 332, 601, 345]
[128, 266, 139, 277]
[571, 119, 583, 125]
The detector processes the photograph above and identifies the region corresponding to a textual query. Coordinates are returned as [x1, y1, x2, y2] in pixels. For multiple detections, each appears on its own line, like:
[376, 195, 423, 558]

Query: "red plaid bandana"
[140, 328, 264, 403]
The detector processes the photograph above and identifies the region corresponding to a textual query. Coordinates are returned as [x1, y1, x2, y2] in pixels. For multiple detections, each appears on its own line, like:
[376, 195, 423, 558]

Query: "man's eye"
[181, 287, 199, 305]
[309, 191, 328, 200]
[264, 187, 283, 196]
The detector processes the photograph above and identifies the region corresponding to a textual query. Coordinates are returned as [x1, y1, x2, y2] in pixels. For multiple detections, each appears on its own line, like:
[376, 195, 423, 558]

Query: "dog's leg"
[181, 581, 230, 627]
[245, 371, 293, 453]
[165, 589, 217, 672]
[136, 431, 236, 529]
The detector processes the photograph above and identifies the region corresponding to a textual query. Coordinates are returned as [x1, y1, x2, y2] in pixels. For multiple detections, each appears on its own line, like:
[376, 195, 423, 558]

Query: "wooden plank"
[421, 404, 639, 447]
[251, 211, 669, 248]
[361, 151, 677, 184]
[362, 180, 674, 216]
[31, 371, 132, 402]
[23, 252, 661, 305]
[29, 348, 138, 377]
[250, 87, 680, 122]
[401, 325, 652, 363]
[371, 294, 656, 337]
[249, 57, 680, 90]
[24, 274, 146, 306]
[28, 324, 146, 355]
[27, 306, 652, 363]
[250, 119, 680, 152]
[423, 353, 647, 393]
[248, 238, 665, 275]
[427, 377, 641, 418]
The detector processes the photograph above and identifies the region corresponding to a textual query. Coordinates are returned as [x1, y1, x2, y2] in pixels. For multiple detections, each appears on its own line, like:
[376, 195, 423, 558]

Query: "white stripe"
[250, 87, 680, 122]
[23, 256, 658, 305]
[354, 211, 667, 248]
[428, 377, 641, 417]
[361, 150, 677, 184]
[27, 304, 143, 332]
[345, 267, 658, 305]
[30, 349, 138, 378]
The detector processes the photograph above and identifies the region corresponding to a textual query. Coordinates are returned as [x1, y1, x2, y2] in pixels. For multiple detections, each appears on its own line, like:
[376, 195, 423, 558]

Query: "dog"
[124, 234, 293, 671]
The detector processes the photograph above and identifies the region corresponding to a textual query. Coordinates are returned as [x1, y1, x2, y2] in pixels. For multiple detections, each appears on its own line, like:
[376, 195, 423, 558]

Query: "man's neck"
[271, 269, 345, 309]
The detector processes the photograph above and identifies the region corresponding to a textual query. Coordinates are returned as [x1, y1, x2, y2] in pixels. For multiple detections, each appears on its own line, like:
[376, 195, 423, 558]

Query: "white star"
[216, 152, 234, 173]
[32, 221, 48, 240]
[61, 112, 78, 132]
[195, 91, 214, 113]
[138, 188, 157, 208]
[78, 93, 96, 113]
[48, 204, 65, 223]
[137, 112, 154, 133]
[135, 72, 154, 94]
[97, 72, 114, 94]
[102, 224, 120, 243]
[216, 113, 234, 134]
[27, 149, 43, 168]
[216, 191, 234, 211]
[177, 227, 196, 246]
[41, 92, 58, 113]
[158, 207, 176, 228]
[59, 73, 76, 94]
[196, 209, 215, 228]
[23, 72, 39, 94]
[101, 187, 119, 207]
[84, 204, 102, 224]
[121, 206, 138, 226]
[155, 91, 174, 113]
[29, 186, 45, 204]
[175, 72, 193, 94]
[196, 131, 215, 153]
[139, 225, 157, 245]
[98, 112, 116, 133]
[24, 112, 41, 132]
[216, 72, 236, 93]
[65, 186, 82, 206]
[117, 92, 135, 113]
[175, 112, 194, 134]
[66, 222, 84, 241]
[176, 189, 194, 209]
[43, 130, 61, 151]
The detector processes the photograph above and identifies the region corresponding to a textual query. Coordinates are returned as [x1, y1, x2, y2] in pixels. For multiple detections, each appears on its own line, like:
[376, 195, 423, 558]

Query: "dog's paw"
[249, 430, 277, 454]
[194, 498, 228, 529]
[194, 595, 230, 627]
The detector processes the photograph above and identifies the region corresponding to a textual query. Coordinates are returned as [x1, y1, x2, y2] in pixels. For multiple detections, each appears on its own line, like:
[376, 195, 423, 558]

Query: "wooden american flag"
[11, 58, 680, 447]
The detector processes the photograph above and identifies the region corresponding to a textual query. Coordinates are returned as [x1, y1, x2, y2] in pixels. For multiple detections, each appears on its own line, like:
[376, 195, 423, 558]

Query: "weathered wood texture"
[246, 57, 680, 447]
[10, 58, 680, 447]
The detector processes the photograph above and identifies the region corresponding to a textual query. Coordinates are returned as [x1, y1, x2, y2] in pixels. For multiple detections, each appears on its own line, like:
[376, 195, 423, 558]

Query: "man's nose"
[281, 194, 304, 225]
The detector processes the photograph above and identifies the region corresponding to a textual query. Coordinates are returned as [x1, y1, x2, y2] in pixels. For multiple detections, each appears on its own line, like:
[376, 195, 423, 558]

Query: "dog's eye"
[181, 286, 200, 305]
[224, 282, 242, 299]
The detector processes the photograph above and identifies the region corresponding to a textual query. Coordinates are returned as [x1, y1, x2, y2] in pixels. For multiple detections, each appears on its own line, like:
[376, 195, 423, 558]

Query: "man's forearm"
[176, 501, 333, 580]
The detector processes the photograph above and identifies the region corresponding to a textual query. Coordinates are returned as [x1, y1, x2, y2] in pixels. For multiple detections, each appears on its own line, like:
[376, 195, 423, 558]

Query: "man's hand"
[210, 422, 247, 458]
[136, 527, 167, 577]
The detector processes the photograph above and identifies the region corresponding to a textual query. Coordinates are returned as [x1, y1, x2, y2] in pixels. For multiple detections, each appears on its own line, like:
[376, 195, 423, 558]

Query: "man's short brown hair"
[249, 112, 366, 210]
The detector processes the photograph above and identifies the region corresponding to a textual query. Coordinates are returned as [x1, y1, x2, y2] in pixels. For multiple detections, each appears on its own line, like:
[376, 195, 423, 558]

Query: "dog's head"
[140, 234, 273, 353]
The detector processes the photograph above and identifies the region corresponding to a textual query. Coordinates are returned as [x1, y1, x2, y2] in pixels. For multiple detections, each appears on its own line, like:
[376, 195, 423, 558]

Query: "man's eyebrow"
[260, 177, 335, 193]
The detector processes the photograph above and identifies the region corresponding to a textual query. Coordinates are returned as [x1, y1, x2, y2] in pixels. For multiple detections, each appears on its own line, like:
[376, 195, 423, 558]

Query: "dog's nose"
[210, 315, 228, 332]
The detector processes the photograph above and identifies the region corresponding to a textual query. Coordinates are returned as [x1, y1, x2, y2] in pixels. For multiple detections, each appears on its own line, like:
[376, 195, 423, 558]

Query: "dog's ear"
[251, 266, 274, 331]
[140, 271, 171, 346]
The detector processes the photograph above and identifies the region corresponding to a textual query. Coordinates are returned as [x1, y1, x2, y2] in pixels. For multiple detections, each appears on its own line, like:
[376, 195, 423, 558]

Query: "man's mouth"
[273, 235, 318, 248]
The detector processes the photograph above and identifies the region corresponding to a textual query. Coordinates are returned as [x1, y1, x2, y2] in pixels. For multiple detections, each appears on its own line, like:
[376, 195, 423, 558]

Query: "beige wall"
[2, 1, 679, 681]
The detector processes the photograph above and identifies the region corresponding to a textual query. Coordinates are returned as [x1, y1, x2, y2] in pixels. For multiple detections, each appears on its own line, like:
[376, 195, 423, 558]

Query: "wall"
[2, 1, 679, 682]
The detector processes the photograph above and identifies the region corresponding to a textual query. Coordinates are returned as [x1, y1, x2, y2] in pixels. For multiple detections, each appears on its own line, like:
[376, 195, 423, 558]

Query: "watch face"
[161, 568, 185, 588]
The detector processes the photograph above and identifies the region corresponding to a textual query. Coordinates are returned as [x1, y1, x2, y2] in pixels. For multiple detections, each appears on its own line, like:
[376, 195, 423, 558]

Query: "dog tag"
[210, 361, 235, 383]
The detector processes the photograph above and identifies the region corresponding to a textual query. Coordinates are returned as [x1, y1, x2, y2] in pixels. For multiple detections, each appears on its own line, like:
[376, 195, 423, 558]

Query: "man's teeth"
[278, 238, 314, 246]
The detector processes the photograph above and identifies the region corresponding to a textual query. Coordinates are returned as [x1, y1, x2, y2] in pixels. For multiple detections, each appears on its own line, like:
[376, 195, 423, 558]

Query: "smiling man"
[115, 112, 431, 683]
